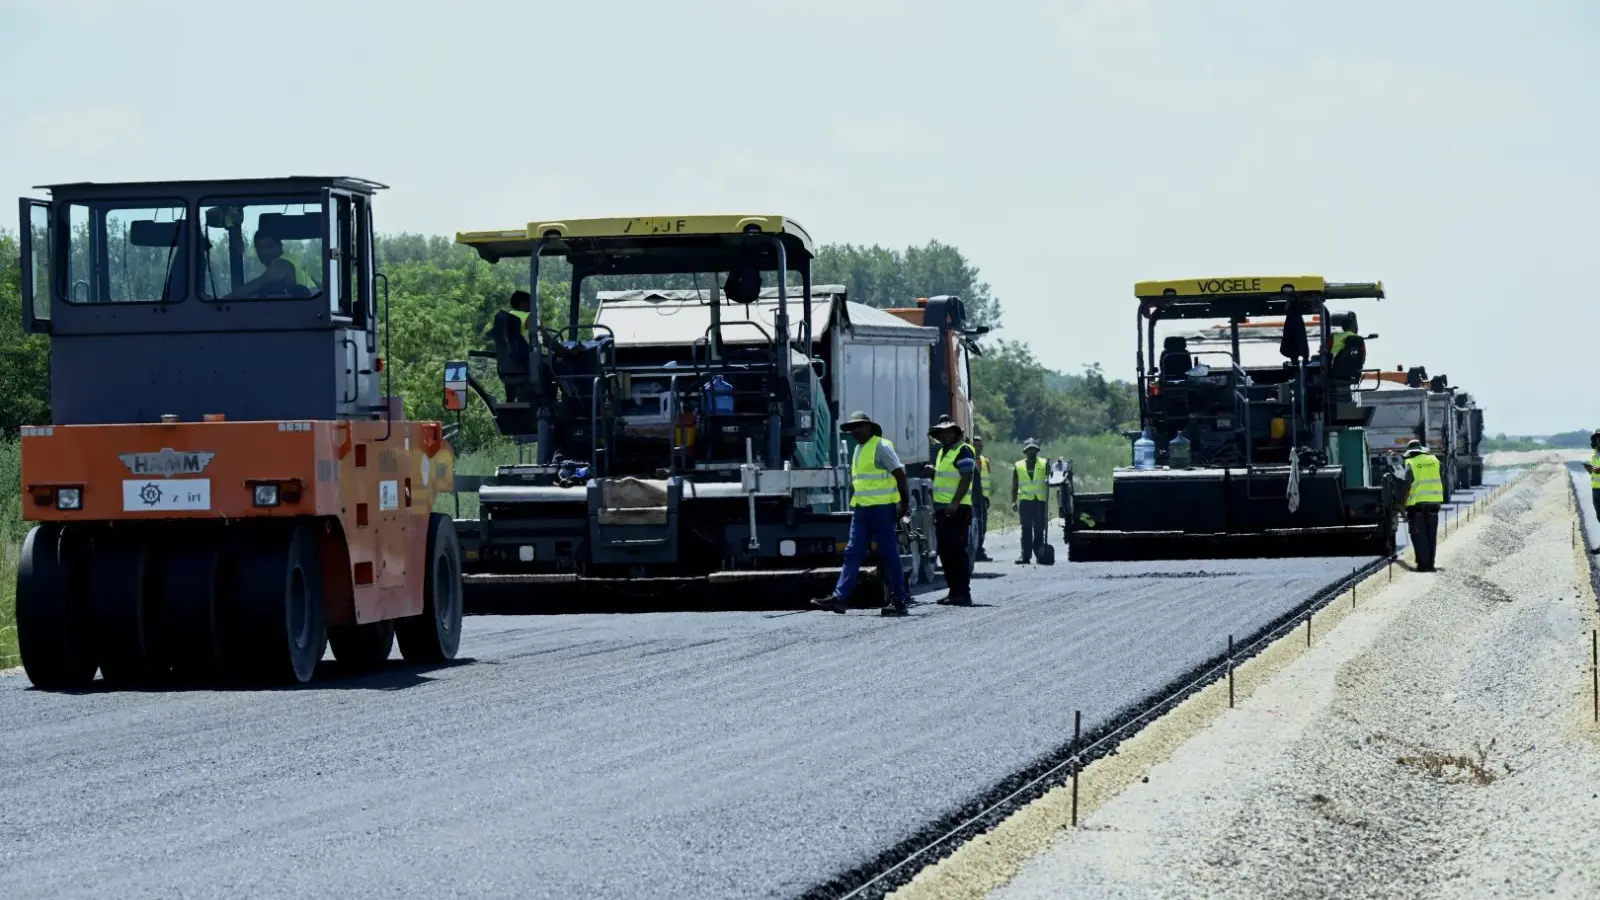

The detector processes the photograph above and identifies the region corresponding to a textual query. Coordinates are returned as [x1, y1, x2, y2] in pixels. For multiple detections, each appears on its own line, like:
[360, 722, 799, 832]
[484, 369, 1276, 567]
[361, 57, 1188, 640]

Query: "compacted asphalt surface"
[0, 479, 1507, 900]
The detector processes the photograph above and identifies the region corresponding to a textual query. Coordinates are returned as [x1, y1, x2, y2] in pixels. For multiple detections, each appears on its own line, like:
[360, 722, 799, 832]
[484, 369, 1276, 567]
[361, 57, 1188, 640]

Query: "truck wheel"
[16, 524, 98, 691]
[90, 536, 161, 687]
[235, 521, 327, 685]
[329, 620, 395, 670]
[160, 541, 228, 682]
[397, 514, 463, 664]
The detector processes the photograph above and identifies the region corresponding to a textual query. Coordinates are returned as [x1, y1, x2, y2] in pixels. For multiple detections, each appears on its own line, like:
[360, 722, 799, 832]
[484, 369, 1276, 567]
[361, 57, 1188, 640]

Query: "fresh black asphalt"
[0, 479, 1506, 900]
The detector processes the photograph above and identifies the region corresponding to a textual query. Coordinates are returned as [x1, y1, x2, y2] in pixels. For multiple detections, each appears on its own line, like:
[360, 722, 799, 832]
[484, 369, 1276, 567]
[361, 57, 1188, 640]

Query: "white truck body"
[1355, 385, 1461, 493]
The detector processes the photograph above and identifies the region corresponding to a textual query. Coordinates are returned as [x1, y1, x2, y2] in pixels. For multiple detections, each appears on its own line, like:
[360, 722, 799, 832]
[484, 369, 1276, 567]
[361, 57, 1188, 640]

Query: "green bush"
[1, 440, 21, 667]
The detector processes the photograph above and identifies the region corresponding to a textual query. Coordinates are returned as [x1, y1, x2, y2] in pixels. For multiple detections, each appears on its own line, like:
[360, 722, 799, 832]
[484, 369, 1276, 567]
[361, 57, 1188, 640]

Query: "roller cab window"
[198, 198, 324, 301]
[60, 202, 188, 303]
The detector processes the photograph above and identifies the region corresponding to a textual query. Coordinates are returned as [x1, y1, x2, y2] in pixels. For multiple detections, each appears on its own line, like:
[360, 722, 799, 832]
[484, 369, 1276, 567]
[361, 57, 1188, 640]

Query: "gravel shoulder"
[986, 461, 1600, 900]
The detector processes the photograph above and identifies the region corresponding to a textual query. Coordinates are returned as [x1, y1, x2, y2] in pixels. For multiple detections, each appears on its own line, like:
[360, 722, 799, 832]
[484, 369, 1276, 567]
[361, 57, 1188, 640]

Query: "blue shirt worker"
[1400, 440, 1444, 572]
[811, 410, 913, 617]
[929, 415, 977, 606]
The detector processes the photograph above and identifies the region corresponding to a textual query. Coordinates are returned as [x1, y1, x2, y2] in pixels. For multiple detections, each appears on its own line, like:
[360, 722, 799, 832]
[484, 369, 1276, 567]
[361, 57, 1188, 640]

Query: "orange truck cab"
[13, 176, 462, 689]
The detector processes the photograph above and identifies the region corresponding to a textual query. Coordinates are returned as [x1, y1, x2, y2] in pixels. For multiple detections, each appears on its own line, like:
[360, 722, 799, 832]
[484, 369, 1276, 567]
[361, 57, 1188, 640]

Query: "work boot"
[1014, 556, 1031, 565]
[880, 601, 909, 617]
[935, 594, 955, 605]
[809, 595, 848, 614]
[976, 550, 992, 562]
[948, 595, 973, 607]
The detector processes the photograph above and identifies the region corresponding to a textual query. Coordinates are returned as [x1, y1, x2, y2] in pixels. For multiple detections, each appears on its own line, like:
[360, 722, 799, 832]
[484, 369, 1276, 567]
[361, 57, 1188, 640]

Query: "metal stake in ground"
[1227, 634, 1235, 709]
[1306, 611, 1312, 647]
[1071, 710, 1083, 827]
[1592, 630, 1597, 724]
[1352, 567, 1358, 608]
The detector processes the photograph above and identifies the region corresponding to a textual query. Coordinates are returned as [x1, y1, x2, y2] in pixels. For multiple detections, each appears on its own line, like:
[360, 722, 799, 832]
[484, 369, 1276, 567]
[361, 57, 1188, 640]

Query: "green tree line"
[0, 227, 1138, 468]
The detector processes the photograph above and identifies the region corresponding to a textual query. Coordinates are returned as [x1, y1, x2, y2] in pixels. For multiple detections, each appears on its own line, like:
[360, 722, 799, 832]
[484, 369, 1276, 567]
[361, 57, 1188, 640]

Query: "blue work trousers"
[833, 504, 908, 604]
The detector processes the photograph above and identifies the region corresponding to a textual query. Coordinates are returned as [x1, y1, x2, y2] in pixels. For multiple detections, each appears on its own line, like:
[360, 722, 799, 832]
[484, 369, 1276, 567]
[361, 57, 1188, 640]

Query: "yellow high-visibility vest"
[1405, 453, 1444, 507]
[1015, 458, 1046, 502]
[933, 443, 974, 506]
[1330, 331, 1351, 357]
[1591, 452, 1600, 489]
[851, 435, 898, 507]
[509, 308, 530, 332]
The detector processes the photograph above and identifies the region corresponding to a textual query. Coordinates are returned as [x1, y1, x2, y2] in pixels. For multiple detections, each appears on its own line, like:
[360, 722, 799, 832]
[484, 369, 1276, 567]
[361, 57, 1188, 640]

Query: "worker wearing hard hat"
[1013, 438, 1049, 564]
[972, 436, 993, 562]
[1399, 440, 1444, 572]
[929, 415, 977, 606]
[811, 410, 913, 617]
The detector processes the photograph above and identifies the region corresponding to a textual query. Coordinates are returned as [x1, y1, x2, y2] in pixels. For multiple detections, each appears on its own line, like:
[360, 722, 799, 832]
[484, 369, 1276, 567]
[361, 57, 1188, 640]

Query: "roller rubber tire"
[329, 620, 395, 671]
[89, 536, 161, 687]
[397, 514, 463, 664]
[160, 541, 228, 682]
[16, 524, 98, 691]
[234, 522, 327, 685]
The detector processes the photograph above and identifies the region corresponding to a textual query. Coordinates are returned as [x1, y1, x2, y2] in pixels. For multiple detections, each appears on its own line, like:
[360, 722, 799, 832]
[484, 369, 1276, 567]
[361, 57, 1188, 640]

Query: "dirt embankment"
[984, 462, 1600, 899]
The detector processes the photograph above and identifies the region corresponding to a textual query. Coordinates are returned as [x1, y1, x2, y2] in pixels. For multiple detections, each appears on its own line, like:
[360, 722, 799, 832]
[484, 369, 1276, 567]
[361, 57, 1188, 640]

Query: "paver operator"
[1399, 439, 1443, 572]
[930, 416, 977, 606]
[810, 410, 913, 617]
[1013, 438, 1049, 564]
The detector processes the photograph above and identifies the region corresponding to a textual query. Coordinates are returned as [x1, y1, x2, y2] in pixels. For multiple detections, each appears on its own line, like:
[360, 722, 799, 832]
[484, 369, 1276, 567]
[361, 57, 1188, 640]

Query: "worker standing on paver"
[929, 416, 977, 606]
[507, 289, 533, 332]
[973, 435, 993, 562]
[1399, 439, 1444, 572]
[810, 411, 913, 617]
[1013, 438, 1049, 564]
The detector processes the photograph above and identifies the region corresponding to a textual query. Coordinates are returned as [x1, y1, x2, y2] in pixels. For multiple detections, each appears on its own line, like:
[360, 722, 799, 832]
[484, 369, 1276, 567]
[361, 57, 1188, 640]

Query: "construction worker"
[1399, 439, 1444, 572]
[929, 415, 977, 606]
[973, 435, 992, 562]
[1329, 317, 1358, 359]
[1585, 429, 1600, 552]
[1013, 438, 1048, 564]
[507, 290, 533, 332]
[810, 410, 912, 617]
[227, 233, 312, 299]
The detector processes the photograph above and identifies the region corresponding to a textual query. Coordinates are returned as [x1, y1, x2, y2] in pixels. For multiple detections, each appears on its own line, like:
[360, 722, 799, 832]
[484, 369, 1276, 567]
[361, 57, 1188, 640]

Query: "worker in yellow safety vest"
[929, 415, 977, 606]
[226, 232, 316, 299]
[1585, 429, 1600, 553]
[1012, 438, 1049, 564]
[973, 435, 992, 562]
[810, 410, 912, 616]
[1399, 439, 1444, 572]
[507, 290, 533, 332]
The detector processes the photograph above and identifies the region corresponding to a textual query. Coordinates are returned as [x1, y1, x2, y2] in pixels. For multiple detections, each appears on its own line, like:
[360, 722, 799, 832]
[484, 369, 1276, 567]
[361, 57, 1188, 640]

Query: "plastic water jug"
[1168, 433, 1191, 469]
[1133, 427, 1157, 470]
[705, 375, 735, 415]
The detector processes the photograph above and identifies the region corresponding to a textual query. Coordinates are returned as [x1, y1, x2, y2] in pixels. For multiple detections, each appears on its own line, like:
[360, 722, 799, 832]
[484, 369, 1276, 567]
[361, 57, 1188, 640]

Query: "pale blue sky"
[2, 0, 1594, 434]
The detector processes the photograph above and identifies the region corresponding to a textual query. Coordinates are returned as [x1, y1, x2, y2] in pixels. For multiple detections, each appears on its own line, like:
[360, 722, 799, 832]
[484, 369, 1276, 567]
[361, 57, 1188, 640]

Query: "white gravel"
[989, 462, 1600, 900]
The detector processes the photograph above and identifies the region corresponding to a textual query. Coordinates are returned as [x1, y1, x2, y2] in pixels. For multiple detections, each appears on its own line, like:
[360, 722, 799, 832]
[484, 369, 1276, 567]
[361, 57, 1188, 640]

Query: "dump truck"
[1058, 276, 1400, 562]
[445, 217, 952, 604]
[882, 295, 990, 575]
[12, 176, 464, 690]
[1453, 391, 1485, 488]
[1354, 366, 1462, 499]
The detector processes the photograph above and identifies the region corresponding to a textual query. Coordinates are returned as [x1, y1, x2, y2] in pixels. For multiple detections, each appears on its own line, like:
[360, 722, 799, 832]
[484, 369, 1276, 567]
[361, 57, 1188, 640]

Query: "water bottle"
[707, 375, 735, 415]
[1133, 427, 1157, 470]
[1168, 433, 1192, 469]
